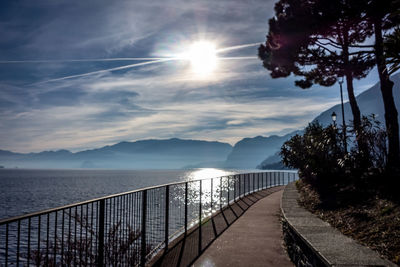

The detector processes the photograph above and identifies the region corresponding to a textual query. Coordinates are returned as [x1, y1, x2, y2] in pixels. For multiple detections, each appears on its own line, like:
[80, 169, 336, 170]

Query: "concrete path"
[193, 190, 293, 267]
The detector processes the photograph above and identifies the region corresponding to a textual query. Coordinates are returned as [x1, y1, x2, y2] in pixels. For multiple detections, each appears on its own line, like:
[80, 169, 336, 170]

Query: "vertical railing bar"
[262, 172, 264, 189]
[126, 194, 129, 265]
[132, 195, 136, 264]
[239, 174, 242, 198]
[61, 209, 65, 266]
[227, 176, 230, 203]
[253, 173, 255, 192]
[85, 205, 88, 265]
[54, 211, 57, 267]
[248, 173, 250, 195]
[233, 175, 237, 201]
[68, 208, 71, 266]
[101, 202, 105, 266]
[80, 205, 83, 266]
[28, 217, 31, 266]
[198, 180, 202, 255]
[165, 185, 170, 249]
[184, 182, 188, 234]
[211, 178, 214, 213]
[46, 213, 50, 266]
[98, 199, 105, 267]
[127, 194, 131, 264]
[141, 190, 147, 267]
[116, 196, 120, 265]
[242, 174, 245, 198]
[244, 174, 246, 196]
[247, 174, 250, 195]
[38, 216, 41, 266]
[17, 220, 20, 266]
[219, 178, 222, 211]
[5, 223, 8, 266]
[74, 206, 77, 266]
[124, 195, 127, 265]
[120, 196, 124, 265]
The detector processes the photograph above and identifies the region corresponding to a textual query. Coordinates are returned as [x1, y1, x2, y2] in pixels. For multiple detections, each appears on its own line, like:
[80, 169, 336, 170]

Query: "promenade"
[153, 186, 293, 267]
[194, 189, 293, 267]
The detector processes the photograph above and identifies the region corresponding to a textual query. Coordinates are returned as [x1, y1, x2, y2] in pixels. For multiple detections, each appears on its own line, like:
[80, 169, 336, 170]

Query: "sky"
[0, 0, 381, 153]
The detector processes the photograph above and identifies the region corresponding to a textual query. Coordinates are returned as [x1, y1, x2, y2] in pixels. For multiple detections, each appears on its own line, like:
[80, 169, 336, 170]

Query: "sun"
[186, 41, 217, 75]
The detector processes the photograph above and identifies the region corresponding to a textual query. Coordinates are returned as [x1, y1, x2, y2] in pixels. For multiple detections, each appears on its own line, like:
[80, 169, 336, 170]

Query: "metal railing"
[0, 171, 298, 266]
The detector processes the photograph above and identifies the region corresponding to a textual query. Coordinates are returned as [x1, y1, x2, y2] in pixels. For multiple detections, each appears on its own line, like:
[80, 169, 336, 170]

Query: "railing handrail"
[0, 170, 295, 225]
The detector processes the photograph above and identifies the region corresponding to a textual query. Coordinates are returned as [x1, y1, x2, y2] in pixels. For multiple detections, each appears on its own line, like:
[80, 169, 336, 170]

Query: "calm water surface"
[0, 168, 242, 220]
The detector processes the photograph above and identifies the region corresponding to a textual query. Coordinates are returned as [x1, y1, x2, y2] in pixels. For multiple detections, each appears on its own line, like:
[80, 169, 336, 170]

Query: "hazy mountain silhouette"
[0, 139, 232, 169]
[312, 73, 400, 127]
[1, 74, 399, 170]
[258, 72, 400, 169]
[223, 132, 301, 169]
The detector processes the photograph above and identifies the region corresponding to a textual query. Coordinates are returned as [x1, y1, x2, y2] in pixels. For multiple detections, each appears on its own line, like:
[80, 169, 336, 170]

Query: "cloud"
[0, 0, 379, 152]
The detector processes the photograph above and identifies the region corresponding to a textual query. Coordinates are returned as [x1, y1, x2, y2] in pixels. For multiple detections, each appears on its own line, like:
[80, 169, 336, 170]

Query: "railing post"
[141, 190, 147, 267]
[199, 180, 202, 254]
[220, 177, 223, 210]
[242, 174, 244, 196]
[226, 177, 229, 203]
[244, 174, 247, 196]
[165, 185, 170, 248]
[234, 175, 237, 201]
[248, 174, 250, 194]
[253, 173, 255, 192]
[98, 199, 105, 267]
[211, 178, 213, 213]
[239, 175, 241, 198]
[184, 182, 188, 233]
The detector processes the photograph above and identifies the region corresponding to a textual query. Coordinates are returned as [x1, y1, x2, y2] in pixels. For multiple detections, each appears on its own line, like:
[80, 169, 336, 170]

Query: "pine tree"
[366, 0, 400, 169]
[259, 0, 374, 154]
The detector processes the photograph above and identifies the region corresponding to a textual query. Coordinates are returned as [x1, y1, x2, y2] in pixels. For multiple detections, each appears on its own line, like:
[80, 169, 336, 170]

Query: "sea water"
[0, 168, 241, 220]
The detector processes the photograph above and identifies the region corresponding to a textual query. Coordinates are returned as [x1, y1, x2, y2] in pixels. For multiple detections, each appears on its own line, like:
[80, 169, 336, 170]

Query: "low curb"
[281, 182, 396, 267]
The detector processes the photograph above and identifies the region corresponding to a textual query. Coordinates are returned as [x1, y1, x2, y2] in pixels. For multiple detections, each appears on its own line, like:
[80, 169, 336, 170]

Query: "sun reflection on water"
[187, 168, 236, 181]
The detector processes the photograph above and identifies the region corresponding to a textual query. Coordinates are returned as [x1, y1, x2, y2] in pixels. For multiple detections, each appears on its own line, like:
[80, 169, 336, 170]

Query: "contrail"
[216, 43, 260, 53]
[0, 57, 168, 64]
[25, 42, 259, 84]
[33, 59, 171, 85]
[2, 43, 259, 64]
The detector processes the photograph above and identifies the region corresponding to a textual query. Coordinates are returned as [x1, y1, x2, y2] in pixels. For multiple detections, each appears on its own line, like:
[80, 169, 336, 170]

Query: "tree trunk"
[342, 30, 363, 150]
[344, 72, 361, 136]
[374, 17, 400, 169]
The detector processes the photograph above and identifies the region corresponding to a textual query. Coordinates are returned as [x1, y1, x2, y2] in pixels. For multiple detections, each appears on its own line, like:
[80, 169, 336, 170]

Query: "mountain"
[312, 73, 400, 126]
[257, 72, 400, 169]
[257, 152, 287, 170]
[2, 74, 399, 170]
[223, 131, 301, 169]
[0, 139, 232, 169]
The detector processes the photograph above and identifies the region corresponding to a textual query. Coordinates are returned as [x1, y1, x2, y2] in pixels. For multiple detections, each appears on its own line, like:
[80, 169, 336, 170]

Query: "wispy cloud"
[0, 0, 379, 152]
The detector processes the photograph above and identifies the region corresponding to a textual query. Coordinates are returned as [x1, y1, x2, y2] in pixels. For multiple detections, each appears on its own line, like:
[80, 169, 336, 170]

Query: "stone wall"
[282, 219, 326, 267]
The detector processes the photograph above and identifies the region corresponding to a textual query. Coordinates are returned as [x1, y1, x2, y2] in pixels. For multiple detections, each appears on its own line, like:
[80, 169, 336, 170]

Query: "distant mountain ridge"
[223, 132, 301, 169]
[0, 139, 232, 169]
[258, 72, 400, 169]
[1, 74, 399, 170]
[312, 73, 400, 127]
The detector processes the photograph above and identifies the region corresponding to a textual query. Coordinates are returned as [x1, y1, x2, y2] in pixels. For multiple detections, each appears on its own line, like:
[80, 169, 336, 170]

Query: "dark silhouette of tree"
[258, 0, 374, 154]
[366, 0, 400, 169]
[384, 27, 400, 74]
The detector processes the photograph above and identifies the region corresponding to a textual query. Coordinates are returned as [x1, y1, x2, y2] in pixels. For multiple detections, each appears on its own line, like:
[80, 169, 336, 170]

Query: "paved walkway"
[193, 190, 293, 267]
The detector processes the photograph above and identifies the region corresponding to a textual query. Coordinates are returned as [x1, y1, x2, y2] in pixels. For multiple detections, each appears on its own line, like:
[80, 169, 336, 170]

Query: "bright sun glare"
[186, 41, 217, 75]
